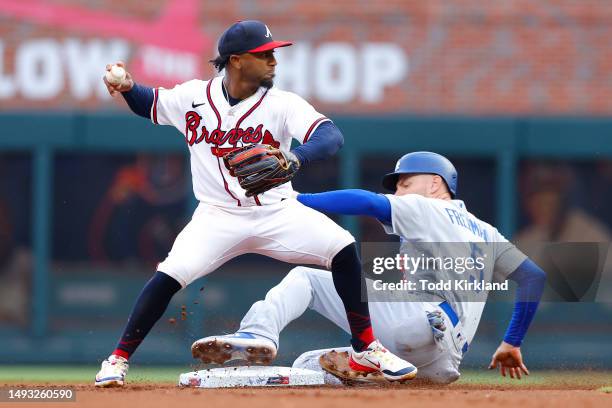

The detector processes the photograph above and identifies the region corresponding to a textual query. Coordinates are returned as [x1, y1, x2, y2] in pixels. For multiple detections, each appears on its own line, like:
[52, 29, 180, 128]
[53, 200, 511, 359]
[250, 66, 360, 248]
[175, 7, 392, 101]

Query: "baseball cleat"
[191, 332, 277, 365]
[319, 350, 388, 385]
[349, 339, 417, 382]
[94, 355, 129, 387]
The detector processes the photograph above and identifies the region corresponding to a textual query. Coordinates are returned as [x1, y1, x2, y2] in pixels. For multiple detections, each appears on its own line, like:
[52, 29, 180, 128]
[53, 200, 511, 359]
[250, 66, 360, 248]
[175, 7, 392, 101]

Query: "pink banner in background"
[0, 0, 210, 92]
[1, 0, 612, 114]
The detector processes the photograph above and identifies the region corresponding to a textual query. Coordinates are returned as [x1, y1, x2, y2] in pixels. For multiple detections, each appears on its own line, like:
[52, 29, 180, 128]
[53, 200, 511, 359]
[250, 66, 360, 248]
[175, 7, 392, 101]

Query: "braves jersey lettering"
[152, 77, 329, 206]
[184, 111, 279, 152]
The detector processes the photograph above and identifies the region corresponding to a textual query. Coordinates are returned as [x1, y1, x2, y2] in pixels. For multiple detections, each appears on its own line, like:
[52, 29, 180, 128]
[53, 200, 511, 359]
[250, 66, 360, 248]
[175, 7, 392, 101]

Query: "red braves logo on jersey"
[184, 111, 280, 156]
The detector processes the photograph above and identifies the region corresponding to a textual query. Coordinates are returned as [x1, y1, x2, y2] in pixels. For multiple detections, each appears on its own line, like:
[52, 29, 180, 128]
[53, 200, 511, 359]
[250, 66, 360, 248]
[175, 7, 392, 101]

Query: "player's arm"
[103, 62, 153, 119]
[282, 91, 345, 167]
[489, 259, 546, 379]
[290, 121, 344, 167]
[120, 84, 154, 119]
[297, 189, 392, 223]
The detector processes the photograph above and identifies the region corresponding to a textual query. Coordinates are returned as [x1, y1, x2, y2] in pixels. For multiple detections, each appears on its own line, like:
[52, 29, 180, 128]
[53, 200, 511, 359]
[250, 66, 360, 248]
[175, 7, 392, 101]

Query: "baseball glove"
[223, 144, 300, 197]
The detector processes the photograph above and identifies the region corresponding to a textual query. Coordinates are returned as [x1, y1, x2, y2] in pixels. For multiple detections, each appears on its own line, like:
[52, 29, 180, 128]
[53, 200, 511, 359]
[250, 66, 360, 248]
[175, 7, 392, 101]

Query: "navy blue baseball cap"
[218, 20, 292, 58]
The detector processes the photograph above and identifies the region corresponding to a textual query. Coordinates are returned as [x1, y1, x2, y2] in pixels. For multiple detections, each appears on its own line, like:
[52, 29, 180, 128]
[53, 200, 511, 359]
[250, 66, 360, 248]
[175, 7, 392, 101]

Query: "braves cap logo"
[265, 25, 272, 38]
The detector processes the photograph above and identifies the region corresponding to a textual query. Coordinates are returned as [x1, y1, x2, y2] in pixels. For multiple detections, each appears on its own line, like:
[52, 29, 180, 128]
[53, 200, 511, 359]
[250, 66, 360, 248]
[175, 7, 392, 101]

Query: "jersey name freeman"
[444, 207, 489, 242]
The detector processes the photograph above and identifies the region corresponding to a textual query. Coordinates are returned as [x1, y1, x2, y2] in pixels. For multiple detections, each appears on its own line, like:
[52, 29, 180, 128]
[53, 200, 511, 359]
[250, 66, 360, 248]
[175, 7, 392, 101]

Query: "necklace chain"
[222, 79, 230, 103]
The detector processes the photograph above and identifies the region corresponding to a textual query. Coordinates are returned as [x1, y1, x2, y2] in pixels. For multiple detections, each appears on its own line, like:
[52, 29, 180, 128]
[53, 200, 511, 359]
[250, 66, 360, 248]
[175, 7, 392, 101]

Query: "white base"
[178, 366, 325, 388]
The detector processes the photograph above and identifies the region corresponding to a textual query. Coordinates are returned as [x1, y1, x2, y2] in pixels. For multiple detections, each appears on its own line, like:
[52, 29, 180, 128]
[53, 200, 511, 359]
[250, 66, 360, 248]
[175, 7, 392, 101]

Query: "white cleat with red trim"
[349, 339, 417, 382]
[95, 355, 129, 387]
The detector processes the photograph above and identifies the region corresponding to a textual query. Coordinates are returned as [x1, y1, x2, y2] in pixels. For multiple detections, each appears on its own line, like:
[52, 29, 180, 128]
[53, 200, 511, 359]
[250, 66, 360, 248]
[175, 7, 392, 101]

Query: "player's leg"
[294, 300, 461, 384]
[192, 265, 352, 365]
[412, 356, 461, 384]
[254, 199, 417, 381]
[374, 301, 461, 383]
[253, 200, 373, 346]
[287, 293, 439, 383]
[190, 259, 456, 383]
[405, 302, 461, 384]
[95, 203, 251, 387]
[302, 270, 458, 384]
[94, 271, 181, 387]
[292, 347, 347, 385]
[238, 266, 319, 346]
[191, 265, 317, 364]
[109, 272, 180, 360]
[244, 266, 411, 347]
[297, 346, 460, 385]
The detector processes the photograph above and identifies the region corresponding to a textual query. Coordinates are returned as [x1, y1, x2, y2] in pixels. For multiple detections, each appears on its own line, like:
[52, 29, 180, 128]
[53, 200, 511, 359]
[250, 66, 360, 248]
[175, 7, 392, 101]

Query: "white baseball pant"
[157, 199, 354, 287]
[238, 266, 463, 384]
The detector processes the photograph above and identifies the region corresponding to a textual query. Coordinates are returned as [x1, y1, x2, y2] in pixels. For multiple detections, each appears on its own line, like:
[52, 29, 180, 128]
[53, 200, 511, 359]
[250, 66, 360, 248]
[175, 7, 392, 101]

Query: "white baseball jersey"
[151, 76, 329, 207]
[382, 194, 527, 344]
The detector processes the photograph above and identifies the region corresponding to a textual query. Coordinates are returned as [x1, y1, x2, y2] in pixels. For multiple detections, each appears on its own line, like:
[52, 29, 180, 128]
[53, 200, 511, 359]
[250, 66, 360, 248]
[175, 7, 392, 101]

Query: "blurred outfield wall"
[1, 1, 611, 368]
[1, 114, 611, 368]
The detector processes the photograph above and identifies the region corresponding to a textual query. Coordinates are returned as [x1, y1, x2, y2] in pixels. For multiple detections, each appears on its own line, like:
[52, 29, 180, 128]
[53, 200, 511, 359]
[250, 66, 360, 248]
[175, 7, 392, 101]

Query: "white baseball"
[105, 65, 126, 85]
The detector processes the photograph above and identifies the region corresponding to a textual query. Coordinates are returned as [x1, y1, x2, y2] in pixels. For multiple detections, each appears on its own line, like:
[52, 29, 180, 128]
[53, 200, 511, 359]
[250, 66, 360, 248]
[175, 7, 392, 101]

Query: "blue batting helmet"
[381, 151, 458, 197]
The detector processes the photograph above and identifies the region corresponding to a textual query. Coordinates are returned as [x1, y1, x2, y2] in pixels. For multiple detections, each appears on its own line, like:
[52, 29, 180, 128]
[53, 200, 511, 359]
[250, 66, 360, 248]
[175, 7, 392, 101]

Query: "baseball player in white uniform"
[95, 20, 415, 387]
[195, 152, 546, 384]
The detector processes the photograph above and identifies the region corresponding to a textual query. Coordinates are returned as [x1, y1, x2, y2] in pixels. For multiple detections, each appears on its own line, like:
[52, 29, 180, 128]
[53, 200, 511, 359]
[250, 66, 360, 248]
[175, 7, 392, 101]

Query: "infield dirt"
[4, 382, 611, 408]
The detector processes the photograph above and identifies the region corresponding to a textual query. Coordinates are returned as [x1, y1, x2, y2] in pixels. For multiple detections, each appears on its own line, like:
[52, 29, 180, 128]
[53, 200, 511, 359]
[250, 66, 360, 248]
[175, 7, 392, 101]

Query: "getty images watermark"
[360, 242, 612, 303]
[370, 252, 507, 292]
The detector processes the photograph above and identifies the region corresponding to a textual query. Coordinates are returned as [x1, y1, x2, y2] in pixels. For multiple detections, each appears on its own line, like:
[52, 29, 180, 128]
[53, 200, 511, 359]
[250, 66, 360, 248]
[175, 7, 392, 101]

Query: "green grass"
[455, 370, 612, 388]
[0, 366, 184, 384]
[0, 366, 610, 388]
